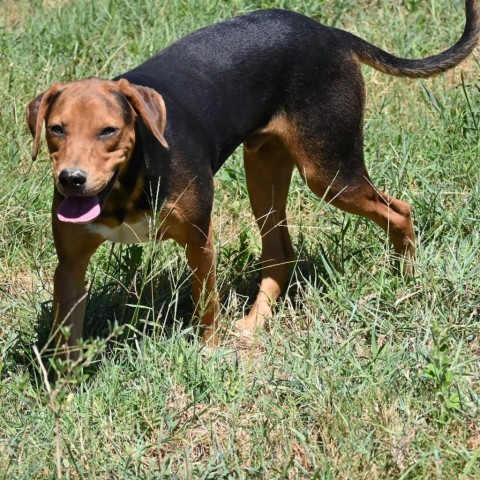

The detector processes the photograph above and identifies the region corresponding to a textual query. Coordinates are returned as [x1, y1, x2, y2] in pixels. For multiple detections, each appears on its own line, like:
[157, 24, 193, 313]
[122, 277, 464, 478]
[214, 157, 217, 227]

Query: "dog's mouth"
[57, 171, 119, 224]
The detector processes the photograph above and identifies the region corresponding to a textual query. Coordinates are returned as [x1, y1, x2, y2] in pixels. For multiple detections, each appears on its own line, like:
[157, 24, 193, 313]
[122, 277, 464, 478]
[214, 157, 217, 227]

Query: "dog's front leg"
[180, 220, 219, 345]
[51, 211, 103, 360]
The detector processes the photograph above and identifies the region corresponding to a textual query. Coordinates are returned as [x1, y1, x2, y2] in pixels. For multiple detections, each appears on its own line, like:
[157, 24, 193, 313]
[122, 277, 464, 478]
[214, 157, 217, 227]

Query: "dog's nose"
[58, 168, 87, 188]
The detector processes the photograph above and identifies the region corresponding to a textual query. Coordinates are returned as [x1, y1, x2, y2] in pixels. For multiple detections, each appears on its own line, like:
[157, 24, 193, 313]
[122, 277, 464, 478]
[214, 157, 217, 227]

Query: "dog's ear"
[25, 83, 63, 161]
[117, 78, 168, 149]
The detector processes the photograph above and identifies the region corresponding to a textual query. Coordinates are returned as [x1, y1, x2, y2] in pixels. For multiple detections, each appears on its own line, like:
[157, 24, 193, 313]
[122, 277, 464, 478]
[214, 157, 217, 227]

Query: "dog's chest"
[86, 216, 152, 244]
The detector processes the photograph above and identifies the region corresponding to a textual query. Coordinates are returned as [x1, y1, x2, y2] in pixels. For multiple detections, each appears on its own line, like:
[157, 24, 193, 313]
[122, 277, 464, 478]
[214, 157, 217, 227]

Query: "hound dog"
[26, 1, 479, 358]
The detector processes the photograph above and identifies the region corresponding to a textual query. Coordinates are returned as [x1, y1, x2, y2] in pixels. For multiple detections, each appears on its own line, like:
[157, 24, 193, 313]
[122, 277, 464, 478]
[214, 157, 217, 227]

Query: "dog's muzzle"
[56, 170, 119, 224]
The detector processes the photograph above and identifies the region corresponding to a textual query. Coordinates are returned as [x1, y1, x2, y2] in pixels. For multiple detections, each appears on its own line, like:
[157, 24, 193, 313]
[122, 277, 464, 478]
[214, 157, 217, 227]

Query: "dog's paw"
[235, 314, 265, 334]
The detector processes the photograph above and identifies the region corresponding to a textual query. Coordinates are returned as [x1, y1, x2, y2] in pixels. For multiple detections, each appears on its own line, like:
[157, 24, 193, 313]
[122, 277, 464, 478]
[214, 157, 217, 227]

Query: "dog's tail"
[347, 0, 479, 78]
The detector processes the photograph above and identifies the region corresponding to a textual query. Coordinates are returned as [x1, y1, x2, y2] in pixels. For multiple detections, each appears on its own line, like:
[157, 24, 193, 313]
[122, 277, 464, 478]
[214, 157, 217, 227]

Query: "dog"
[26, 1, 479, 358]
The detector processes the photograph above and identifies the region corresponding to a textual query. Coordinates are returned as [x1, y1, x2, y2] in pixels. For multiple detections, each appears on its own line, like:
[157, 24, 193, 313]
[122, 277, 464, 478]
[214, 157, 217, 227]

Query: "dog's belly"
[86, 216, 151, 244]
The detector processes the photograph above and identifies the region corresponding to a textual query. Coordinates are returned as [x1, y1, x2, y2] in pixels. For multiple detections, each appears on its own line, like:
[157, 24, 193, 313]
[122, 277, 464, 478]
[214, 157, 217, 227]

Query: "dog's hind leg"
[236, 135, 295, 332]
[276, 59, 416, 272]
[288, 106, 415, 271]
[330, 179, 415, 266]
[304, 166, 415, 271]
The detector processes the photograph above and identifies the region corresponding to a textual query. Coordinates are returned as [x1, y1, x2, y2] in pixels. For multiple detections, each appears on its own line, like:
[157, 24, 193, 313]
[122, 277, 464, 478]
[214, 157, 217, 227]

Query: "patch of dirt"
[1, 0, 70, 29]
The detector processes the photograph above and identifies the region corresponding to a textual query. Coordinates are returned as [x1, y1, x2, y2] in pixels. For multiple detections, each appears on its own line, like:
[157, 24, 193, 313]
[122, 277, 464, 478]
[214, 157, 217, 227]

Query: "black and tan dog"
[27, 2, 479, 356]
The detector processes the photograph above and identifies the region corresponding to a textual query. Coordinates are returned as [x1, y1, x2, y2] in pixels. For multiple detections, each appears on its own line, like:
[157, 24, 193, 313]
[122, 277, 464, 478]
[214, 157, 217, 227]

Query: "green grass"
[1, 0, 479, 478]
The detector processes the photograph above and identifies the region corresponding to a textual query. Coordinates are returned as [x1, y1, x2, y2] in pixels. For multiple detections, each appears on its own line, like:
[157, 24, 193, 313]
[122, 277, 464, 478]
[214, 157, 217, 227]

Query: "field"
[1, 0, 479, 478]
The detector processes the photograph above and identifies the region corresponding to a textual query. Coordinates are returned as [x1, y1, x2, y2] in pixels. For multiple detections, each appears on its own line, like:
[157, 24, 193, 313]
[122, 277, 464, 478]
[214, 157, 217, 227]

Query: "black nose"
[58, 168, 87, 188]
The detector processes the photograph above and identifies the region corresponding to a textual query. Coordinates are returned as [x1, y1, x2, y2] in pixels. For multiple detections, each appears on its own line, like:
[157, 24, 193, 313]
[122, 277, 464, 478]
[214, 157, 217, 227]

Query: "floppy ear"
[117, 78, 168, 149]
[25, 83, 63, 161]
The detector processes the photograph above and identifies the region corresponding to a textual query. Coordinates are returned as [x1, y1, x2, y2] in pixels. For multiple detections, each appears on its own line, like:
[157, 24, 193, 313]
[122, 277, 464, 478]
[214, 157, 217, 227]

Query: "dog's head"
[26, 77, 168, 223]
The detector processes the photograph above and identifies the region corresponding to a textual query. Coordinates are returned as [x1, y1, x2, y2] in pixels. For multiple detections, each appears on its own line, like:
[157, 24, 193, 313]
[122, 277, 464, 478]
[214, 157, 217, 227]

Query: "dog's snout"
[59, 168, 87, 188]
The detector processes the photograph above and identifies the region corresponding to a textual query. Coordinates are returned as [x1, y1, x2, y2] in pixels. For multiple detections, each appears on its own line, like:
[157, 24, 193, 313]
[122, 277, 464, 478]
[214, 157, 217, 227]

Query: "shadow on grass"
[8, 236, 345, 381]
[10, 244, 194, 373]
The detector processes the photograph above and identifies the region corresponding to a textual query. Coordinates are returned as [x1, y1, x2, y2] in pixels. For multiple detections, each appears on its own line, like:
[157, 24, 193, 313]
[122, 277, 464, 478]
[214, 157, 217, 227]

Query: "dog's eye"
[99, 127, 118, 138]
[49, 125, 65, 137]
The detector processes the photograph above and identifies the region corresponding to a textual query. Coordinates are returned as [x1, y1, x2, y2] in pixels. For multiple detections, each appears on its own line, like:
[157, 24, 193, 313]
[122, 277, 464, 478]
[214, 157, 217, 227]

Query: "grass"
[0, 0, 479, 478]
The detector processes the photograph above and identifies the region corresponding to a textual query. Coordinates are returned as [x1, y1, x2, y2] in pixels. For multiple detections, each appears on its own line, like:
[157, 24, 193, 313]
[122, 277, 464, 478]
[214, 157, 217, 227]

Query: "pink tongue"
[57, 196, 101, 223]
